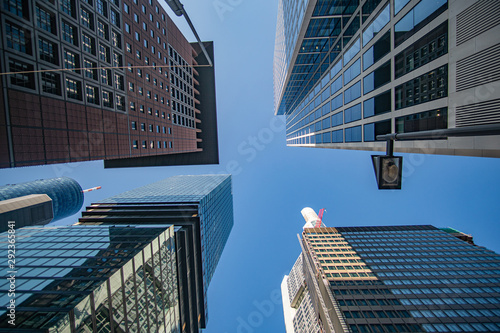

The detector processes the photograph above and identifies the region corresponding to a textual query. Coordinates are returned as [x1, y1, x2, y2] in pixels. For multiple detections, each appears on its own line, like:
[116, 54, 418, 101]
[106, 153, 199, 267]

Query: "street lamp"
[165, 0, 213, 67]
[372, 123, 500, 190]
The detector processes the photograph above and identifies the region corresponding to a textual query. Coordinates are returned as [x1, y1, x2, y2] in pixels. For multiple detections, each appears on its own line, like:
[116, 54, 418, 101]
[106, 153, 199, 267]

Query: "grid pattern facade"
[0, 225, 180, 332]
[99, 174, 233, 307]
[295, 225, 500, 333]
[0, 177, 83, 221]
[0, 0, 211, 168]
[274, 0, 500, 157]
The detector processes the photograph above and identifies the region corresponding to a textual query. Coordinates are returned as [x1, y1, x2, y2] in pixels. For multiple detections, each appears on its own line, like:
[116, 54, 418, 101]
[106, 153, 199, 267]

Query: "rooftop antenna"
[82, 186, 102, 193]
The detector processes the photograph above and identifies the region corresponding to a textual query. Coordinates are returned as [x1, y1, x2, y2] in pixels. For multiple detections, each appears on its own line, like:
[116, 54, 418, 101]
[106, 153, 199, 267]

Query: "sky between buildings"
[1, 1, 500, 332]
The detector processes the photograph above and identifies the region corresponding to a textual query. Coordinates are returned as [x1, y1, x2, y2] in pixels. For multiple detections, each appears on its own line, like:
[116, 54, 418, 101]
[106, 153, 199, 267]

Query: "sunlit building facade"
[0, 174, 233, 332]
[282, 221, 500, 333]
[273, 0, 500, 157]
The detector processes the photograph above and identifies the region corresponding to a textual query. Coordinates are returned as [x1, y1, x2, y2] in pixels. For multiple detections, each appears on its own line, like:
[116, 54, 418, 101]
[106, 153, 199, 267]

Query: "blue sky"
[2, 1, 500, 332]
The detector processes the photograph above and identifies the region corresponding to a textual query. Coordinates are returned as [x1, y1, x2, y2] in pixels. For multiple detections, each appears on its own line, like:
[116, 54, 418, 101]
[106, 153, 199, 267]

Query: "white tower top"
[301, 207, 321, 229]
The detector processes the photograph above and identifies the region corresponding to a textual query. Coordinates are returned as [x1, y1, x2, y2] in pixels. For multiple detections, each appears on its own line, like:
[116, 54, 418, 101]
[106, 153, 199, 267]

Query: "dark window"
[86, 85, 99, 105]
[9, 59, 34, 89]
[362, 0, 383, 23]
[62, 20, 77, 46]
[36, 6, 56, 34]
[4, 0, 29, 19]
[97, 20, 108, 39]
[39, 38, 58, 65]
[102, 90, 113, 107]
[110, 9, 120, 27]
[41, 72, 61, 95]
[112, 30, 121, 48]
[63, 50, 80, 73]
[80, 6, 94, 30]
[395, 65, 448, 109]
[82, 33, 95, 55]
[363, 30, 390, 71]
[6, 21, 31, 54]
[396, 108, 447, 133]
[60, 0, 75, 18]
[99, 43, 110, 63]
[364, 119, 391, 142]
[116, 95, 125, 111]
[84, 59, 97, 80]
[96, 0, 107, 17]
[363, 60, 391, 94]
[364, 90, 391, 118]
[66, 78, 82, 100]
[395, 21, 448, 78]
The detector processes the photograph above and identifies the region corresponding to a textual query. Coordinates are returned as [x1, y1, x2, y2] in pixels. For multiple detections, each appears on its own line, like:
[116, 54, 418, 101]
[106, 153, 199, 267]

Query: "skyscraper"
[282, 208, 500, 333]
[0, 177, 84, 222]
[0, 174, 233, 332]
[273, 0, 500, 157]
[0, 0, 218, 168]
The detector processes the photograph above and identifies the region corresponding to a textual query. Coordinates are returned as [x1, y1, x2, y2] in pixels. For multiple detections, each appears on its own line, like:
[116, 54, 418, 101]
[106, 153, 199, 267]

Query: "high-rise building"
[0, 0, 218, 168]
[0, 194, 53, 230]
[273, 0, 500, 157]
[0, 174, 233, 332]
[0, 177, 84, 222]
[281, 209, 500, 333]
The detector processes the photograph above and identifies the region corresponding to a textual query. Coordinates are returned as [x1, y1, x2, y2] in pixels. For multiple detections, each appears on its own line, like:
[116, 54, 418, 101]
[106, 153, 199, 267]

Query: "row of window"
[131, 122, 172, 134]
[383, 277, 500, 286]
[350, 323, 421, 333]
[391, 286, 500, 295]
[400, 297, 500, 306]
[344, 309, 411, 319]
[422, 322, 500, 333]
[132, 140, 173, 150]
[338, 297, 400, 307]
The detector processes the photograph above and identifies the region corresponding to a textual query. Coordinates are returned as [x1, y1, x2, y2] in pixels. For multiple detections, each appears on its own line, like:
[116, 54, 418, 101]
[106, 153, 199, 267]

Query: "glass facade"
[0, 225, 180, 332]
[293, 225, 500, 333]
[0, 177, 83, 222]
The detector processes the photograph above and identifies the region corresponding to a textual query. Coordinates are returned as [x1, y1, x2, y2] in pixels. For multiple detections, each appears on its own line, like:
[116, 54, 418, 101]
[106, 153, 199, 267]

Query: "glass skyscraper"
[273, 0, 500, 157]
[282, 220, 500, 333]
[0, 177, 84, 222]
[0, 174, 233, 332]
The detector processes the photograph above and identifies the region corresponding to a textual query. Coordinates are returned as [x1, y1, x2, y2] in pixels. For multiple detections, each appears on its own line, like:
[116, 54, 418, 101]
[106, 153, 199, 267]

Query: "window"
[130, 102, 135, 111]
[80, 7, 94, 30]
[112, 52, 122, 67]
[345, 126, 361, 142]
[4, 0, 29, 19]
[99, 43, 110, 63]
[86, 85, 99, 105]
[124, 3, 129, 13]
[344, 103, 361, 123]
[97, 20, 108, 39]
[125, 23, 130, 33]
[114, 74, 123, 90]
[141, 123, 145, 131]
[363, 60, 391, 94]
[116, 95, 125, 111]
[133, 140, 138, 149]
[110, 9, 120, 27]
[396, 108, 447, 134]
[36, 6, 56, 34]
[66, 78, 82, 100]
[102, 91, 113, 107]
[64, 50, 80, 73]
[41, 72, 61, 95]
[6, 21, 31, 54]
[394, 0, 448, 47]
[112, 31, 121, 48]
[96, 0, 107, 17]
[61, 21, 77, 45]
[364, 119, 391, 141]
[101, 68, 111, 85]
[363, 30, 390, 71]
[61, 0, 75, 17]
[363, 4, 389, 47]
[129, 82, 134, 92]
[344, 81, 361, 104]
[82, 33, 95, 55]
[9, 59, 34, 89]
[39, 38, 58, 65]
[344, 59, 361, 85]
[84, 59, 97, 80]
[364, 90, 391, 118]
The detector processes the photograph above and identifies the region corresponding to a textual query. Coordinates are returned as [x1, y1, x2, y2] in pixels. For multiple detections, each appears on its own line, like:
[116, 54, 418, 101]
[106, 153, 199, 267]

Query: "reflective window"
[344, 81, 361, 104]
[363, 60, 391, 94]
[345, 126, 362, 142]
[364, 119, 391, 141]
[363, 4, 389, 47]
[344, 103, 361, 123]
[363, 90, 391, 118]
[344, 59, 361, 85]
[363, 30, 390, 71]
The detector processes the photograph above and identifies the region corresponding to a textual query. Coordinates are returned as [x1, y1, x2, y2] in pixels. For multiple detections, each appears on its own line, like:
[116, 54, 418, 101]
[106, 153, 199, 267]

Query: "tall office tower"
[0, 177, 84, 223]
[281, 210, 500, 333]
[0, 194, 53, 230]
[0, 0, 218, 168]
[0, 174, 233, 332]
[273, 0, 500, 157]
